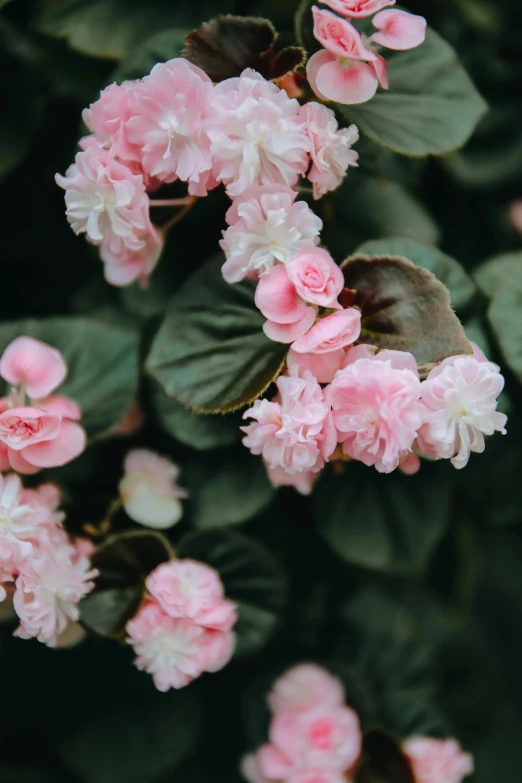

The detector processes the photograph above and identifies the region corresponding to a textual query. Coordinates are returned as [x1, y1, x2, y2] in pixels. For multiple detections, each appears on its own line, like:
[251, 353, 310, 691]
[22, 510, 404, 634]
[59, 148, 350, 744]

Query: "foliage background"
[1, 0, 522, 781]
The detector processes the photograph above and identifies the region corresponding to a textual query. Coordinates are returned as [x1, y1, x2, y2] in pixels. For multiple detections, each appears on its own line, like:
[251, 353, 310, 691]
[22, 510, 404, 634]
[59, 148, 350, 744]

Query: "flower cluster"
[0, 474, 97, 646]
[307, 2, 427, 105]
[242, 664, 474, 783]
[242, 343, 507, 494]
[126, 558, 237, 691]
[119, 449, 187, 529]
[57, 59, 359, 287]
[0, 337, 86, 474]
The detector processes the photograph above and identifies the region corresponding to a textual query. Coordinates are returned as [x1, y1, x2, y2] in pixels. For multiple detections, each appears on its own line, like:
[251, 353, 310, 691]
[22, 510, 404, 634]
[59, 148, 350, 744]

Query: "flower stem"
[149, 197, 195, 207]
[160, 196, 198, 233]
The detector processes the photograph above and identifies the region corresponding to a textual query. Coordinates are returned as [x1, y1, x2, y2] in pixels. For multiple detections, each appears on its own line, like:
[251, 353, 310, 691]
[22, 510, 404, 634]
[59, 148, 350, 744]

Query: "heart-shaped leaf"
[146, 255, 288, 413]
[487, 264, 522, 385]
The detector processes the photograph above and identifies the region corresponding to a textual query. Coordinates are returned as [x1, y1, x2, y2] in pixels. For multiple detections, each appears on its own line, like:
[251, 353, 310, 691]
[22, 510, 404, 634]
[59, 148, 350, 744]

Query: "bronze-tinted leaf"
[270, 46, 306, 80]
[356, 732, 415, 783]
[341, 254, 471, 368]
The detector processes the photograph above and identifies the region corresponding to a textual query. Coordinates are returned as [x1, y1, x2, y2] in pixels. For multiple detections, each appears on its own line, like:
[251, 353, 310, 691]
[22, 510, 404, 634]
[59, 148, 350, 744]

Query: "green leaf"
[474, 251, 522, 298]
[312, 463, 453, 574]
[0, 317, 139, 438]
[178, 529, 286, 656]
[340, 28, 487, 157]
[487, 265, 522, 384]
[80, 530, 173, 638]
[112, 28, 188, 83]
[59, 687, 201, 783]
[151, 382, 240, 451]
[355, 237, 476, 311]
[185, 451, 276, 528]
[355, 732, 415, 783]
[146, 255, 288, 413]
[341, 254, 472, 368]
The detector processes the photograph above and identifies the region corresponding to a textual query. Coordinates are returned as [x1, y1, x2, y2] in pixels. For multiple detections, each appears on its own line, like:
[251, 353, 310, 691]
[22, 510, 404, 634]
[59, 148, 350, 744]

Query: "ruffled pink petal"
[370, 52, 389, 89]
[312, 7, 377, 61]
[314, 56, 379, 105]
[255, 265, 309, 324]
[21, 422, 87, 468]
[307, 50, 334, 101]
[371, 9, 427, 51]
[291, 309, 361, 354]
[8, 447, 40, 475]
[264, 308, 317, 344]
[0, 337, 67, 398]
[287, 348, 345, 383]
[37, 395, 82, 421]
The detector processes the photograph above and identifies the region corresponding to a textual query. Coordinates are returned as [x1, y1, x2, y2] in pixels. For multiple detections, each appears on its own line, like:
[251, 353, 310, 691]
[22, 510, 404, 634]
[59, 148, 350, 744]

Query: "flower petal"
[255, 265, 309, 324]
[291, 308, 361, 353]
[0, 337, 67, 398]
[315, 57, 379, 105]
[263, 308, 317, 344]
[371, 9, 427, 51]
[22, 422, 87, 468]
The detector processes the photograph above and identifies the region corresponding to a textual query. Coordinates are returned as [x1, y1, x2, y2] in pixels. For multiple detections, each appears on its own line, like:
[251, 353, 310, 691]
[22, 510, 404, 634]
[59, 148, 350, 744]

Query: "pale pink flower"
[330, 353, 424, 473]
[268, 664, 345, 715]
[201, 627, 236, 673]
[0, 337, 66, 399]
[241, 753, 271, 783]
[307, 49, 381, 105]
[302, 103, 359, 199]
[255, 265, 314, 325]
[270, 705, 362, 773]
[321, 0, 395, 18]
[146, 559, 237, 632]
[287, 348, 345, 384]
[418, 354, 507, 469]
[120, 449, 187, 529]
[286, 248, 344, 308]
[0, 473, 37, 580]
[399, 452, 421, 475]
[242, 370, 336, 475]
[291, 309, 361, 354]
[312, 7, 377, 61]
[125, 59, 214, 194]
[265, 464, 319, 496]
[14, 533, 97, 646]
[82, 81, 138, 163]
[207, 69, 310, 197]
[403, 737, 474, 783]
[371, 9, 427, 50]
[100, 220, 164, 287]
[220, 185, 322, 283]
[72, 537, 95, 563]
[264, 309, 317, 344]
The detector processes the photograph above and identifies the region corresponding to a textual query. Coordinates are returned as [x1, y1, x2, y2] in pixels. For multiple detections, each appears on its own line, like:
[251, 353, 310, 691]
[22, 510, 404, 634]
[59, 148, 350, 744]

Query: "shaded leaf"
[112, 28, 188, 83]
[356, 237, 476, 311]
[312, 463, 453, 574]
[356, 732, 415, 783]
[487, 265, 522, 384]
[342, 254, 471, 368]
[178, 529, 286, 656]
[80, 530, 173, 637]
[146, 255, 288, 413]
[474, 251, 522, 298]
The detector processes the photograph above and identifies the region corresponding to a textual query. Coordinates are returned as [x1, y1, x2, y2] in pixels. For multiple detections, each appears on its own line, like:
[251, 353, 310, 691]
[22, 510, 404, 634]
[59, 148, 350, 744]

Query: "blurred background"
[1, 0, 522, 781]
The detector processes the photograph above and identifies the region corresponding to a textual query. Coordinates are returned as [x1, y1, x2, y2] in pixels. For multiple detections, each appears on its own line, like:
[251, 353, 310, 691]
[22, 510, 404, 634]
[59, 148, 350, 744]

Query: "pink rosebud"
[307, 49, 380, 105]
[0, 407, 61, 450]
[291, 309, 361, 354]
[312, 7, 377, 61]
[403, 737, 474, 783]
[286, 248, 344, 308]
[268, 664, 345, 715]
[321, 0, 395, 18]
[0, 337, 67, 399]
[302, 102, 359, 199]
[371, 9, 427, 51]
[255, 265, 311, 324]
[287, 347, 345, 384]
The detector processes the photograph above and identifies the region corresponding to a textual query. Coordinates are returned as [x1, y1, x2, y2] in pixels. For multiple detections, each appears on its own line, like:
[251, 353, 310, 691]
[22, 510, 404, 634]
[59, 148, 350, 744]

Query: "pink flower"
[100, 220, 163, 287]
[307, 49, 381, 105]
[288, 771, 347, 783]
[241, 753, 271, 783]
[242, 370, 336, 475]
[287, 348, 345, 384]
[302, 103, 359, 199]
[82, 81, 139, 164]
[321, 0, 395, 18]
[286, 248, 344, 308]
[291, 309, 361, 354]
[403, 737, 474, 783]
[399, 452, 421, 475]
[329, 351, 424, 473]
[270, 705, 362, 773]
[371, 9, 427, 50]
[220, 185, 322, 283]
[0, 473, 38, 580]
[509, 199, 522, 236]
[125, 59, 214, 194]
[268, 664, 345, 715]
[145, 559, 237, 632]
[417, 354, 507, 469]
[264, 309, 317, 345]
[207, 69, 310, 197]
[312, 7, 377, 61]
[265, 464, 319, 496]
[0, 337, 66, 399]
[256, 265, 314, 324]
[119, 449, 187, 529]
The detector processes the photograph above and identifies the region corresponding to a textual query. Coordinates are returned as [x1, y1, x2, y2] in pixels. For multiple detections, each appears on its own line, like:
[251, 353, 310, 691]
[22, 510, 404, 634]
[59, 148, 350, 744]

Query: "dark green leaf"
[80, 530, 173, 637]
[340, 28, 487, 157]
[178, 529, 286, 656]
[312, 463, 453, 574]
[146, 255, 288, 413]
[0, 317, 139, 438]
[185, 451, 275, 527]
[355, 237, 476, 311]
[341, 255, 472, 368]
[487, 265, 522, 384]
[112, 28, 188, 83]
[474, 251, 522, 298]
[355, 732, 415, 783]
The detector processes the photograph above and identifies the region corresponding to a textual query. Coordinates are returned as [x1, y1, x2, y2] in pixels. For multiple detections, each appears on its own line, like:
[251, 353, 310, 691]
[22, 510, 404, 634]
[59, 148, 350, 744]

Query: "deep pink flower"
[403, 737, 474, 783]
[286, 248, 344, 308]
[291, 309, 361, 354]
[269, 664, 345, 715]
[321, 0, 395, 18]
[371, 9, 427, 50]
[302, 103, 359, 199]
[0, 337, 66, 399]
[220, 185, 322, 283]
[207, 69, 310, 197]
[312, 7, 377, 61]
[329, 352, 424, 473]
